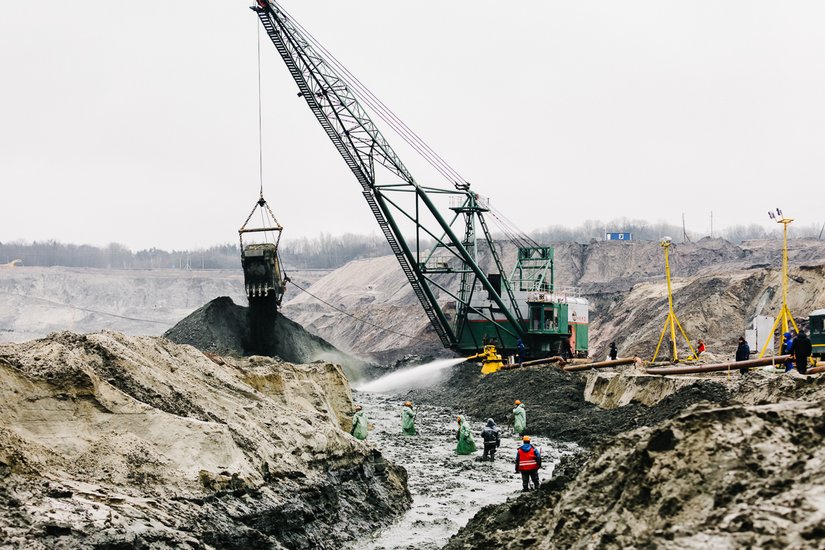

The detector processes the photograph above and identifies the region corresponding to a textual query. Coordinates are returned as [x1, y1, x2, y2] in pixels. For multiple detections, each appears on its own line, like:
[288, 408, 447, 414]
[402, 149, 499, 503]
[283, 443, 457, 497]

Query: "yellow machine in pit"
[467, 345, 505, 375]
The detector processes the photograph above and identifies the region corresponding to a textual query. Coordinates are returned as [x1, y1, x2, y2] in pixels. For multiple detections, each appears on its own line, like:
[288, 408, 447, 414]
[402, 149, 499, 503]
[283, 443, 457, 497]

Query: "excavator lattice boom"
[251, 0, 589, 360]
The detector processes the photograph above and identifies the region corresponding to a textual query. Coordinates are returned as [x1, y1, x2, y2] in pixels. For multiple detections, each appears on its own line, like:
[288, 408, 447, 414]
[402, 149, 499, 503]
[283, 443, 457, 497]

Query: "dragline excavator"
[251, 0, 589, 363]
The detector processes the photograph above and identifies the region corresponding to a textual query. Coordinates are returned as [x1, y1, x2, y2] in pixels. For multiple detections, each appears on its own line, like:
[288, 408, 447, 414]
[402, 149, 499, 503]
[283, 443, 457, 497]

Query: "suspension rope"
[269, 3, 542, 252]
[287, 280, 417, 339]
[256, 19, 264, 195]
[0, 291, 168, 325]
[277, 4, 468, 187]
[489, 206, 540, 249]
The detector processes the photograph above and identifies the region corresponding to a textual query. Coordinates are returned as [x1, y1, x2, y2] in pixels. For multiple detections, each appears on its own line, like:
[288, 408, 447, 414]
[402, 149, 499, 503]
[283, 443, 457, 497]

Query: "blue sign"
[605, 232, 632, 241]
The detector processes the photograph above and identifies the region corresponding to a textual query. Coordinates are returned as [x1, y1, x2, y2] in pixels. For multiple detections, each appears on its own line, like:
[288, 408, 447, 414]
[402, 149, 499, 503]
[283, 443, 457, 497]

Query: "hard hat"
[404, 401, 412, 407]
[354, 404, 362, 411]
[514, 400, 521, 405]
[522, 435, 530, 442]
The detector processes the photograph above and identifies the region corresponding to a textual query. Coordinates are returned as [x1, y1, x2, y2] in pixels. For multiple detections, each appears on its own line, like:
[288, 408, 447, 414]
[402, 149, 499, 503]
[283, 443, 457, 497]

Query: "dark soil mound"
[408, 363, 730, 447]
[445, 399, 825, 549]
[164, 297, 365, 372]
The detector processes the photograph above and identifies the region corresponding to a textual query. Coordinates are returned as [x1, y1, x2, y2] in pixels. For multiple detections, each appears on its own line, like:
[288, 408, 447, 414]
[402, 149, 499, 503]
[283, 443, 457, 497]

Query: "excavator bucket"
[239, 194, 286, 308]
[241, 243, 284, 302]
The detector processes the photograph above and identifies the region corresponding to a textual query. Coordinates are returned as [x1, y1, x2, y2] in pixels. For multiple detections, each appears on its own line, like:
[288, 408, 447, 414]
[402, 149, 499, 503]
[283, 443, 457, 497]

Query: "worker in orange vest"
[515, 435, 541, 492]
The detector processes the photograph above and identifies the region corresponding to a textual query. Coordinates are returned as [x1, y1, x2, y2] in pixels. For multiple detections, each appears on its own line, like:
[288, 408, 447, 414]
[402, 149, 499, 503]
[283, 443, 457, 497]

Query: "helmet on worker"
[522, 435, 530, 442]
[514, 399, 521, 405]
[404, 401, 412, 407]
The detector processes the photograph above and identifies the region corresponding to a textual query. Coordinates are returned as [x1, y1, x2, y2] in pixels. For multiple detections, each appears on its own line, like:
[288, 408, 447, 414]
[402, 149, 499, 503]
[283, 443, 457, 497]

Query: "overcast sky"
[1, 1, 823, 250]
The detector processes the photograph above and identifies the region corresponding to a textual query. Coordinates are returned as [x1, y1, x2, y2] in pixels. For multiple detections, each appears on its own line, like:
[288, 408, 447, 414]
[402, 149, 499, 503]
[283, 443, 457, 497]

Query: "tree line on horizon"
[2, 219, 820, 270]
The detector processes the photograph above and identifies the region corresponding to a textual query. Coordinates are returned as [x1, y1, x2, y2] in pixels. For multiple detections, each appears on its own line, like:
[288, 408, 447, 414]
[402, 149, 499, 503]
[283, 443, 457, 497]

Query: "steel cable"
[276, 3, 467, 187]
[287, 280, 417, 339]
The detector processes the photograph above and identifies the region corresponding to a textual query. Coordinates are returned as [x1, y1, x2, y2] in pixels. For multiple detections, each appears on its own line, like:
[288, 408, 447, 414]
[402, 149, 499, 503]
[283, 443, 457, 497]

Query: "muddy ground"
[348, 393, 576, 550]
[407, 361, 730, 448]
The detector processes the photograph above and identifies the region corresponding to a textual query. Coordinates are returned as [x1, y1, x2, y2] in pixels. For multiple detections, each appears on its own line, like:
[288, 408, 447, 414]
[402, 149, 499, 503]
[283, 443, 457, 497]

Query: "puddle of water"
[354, 358, 468, 393]
[348, 392, 577, 550]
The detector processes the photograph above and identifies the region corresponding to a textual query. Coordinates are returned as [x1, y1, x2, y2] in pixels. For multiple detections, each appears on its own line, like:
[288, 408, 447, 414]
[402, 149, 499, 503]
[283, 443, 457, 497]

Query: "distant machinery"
[0, 260, 22, 268]
[810, 309, 825, 360]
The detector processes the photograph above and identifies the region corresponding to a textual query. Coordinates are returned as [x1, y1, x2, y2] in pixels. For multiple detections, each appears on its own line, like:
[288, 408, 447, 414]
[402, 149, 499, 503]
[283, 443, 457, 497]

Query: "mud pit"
[349, 392, 576, 550]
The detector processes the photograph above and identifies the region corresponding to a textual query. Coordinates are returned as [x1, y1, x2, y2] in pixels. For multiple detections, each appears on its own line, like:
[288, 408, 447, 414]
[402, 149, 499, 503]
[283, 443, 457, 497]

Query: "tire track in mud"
[350, 392, 576, 550]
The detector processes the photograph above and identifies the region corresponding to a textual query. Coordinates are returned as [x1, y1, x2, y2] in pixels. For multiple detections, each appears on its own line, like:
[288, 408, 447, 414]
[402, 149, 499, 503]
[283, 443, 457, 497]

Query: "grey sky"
[1, 1, 823, 250]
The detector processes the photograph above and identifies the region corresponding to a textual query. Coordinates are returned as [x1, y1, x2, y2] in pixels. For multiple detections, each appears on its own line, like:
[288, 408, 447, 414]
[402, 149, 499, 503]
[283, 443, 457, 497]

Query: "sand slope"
[0, 331, 409, 548]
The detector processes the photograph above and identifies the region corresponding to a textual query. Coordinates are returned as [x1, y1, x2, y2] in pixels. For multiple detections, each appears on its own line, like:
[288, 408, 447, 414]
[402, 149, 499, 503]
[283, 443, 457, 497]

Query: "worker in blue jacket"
[782, 332, 795, 372]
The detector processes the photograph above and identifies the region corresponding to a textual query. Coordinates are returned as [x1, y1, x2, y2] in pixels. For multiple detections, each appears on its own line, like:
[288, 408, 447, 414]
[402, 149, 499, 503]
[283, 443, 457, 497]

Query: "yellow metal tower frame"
[758, 215, 798, 358]
[652, 239, 697, 362]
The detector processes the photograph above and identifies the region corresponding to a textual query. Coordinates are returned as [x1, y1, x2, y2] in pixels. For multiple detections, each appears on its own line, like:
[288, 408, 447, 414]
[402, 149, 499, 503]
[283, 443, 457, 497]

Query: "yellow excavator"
[467, 345, 505, 375]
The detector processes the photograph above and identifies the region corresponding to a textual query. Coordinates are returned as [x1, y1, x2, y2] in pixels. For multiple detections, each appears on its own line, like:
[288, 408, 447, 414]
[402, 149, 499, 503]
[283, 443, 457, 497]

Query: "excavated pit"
[349, 393, 577, 550]
[3, 238, 825, 548]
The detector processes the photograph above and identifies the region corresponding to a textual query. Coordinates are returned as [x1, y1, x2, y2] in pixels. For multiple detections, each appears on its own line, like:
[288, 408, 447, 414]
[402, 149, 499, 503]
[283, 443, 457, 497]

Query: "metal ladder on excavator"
[255, 6, 452, 347]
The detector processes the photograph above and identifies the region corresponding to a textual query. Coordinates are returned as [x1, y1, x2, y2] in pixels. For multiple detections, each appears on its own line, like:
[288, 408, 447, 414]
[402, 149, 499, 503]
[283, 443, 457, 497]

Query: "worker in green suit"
[401, 401, 417, 435]
[351, 404, 368, 440]
[456, 415, 477, 455]
[513, 400, 527, 436]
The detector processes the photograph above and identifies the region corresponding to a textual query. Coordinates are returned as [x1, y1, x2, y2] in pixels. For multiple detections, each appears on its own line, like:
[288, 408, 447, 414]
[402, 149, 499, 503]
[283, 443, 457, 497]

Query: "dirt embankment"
[584, 368, 825, 409]
[0, 331, 410, 549]
[446, 397, 825, 549]
[432, 363, 825, 549]
[587, 262, 825, 361]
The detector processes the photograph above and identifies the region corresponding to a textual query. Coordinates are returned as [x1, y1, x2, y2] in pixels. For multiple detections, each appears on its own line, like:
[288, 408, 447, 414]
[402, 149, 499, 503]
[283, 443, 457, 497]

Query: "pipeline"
[645, 355, 792, 376]
[563, 357, 639, 372]
[807, 364, 825, 375]
[510, 356, 566, 369]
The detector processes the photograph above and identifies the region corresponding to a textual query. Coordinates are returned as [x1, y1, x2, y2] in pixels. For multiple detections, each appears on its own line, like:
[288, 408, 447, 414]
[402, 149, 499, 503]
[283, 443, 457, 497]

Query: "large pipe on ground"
[563, 357, 639, 372]
[645, 355, 792, 375]
[510, 356, 567, 368]
[807, 364, 825, 375]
